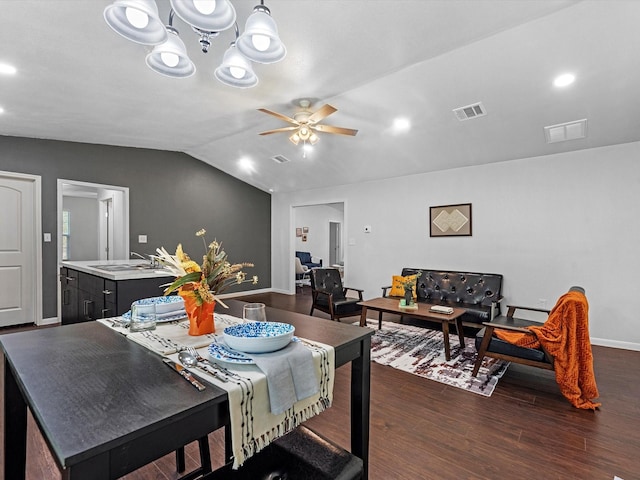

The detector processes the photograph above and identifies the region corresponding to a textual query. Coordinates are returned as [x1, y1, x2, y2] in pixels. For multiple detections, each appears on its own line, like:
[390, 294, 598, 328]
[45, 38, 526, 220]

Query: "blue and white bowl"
[131, 295, 184, 315]
[223, 321, 295, 353]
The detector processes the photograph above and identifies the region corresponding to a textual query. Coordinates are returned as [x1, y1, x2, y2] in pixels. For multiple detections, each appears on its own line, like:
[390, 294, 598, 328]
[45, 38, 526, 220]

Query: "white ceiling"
[2, 1, 639, 193]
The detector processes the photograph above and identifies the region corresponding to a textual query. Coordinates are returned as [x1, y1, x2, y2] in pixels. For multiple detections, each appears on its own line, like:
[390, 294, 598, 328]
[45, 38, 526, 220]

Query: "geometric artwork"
[430, 203, 472, 237]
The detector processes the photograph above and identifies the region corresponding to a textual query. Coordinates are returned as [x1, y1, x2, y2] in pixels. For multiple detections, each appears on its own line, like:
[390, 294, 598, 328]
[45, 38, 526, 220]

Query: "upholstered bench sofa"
[383, 268, 503, 325]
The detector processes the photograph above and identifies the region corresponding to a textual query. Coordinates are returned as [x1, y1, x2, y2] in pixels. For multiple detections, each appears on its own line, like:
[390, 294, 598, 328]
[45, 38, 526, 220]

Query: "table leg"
[4, 360, 27, 480]
[351, 335, 371, 480]
[455, 318, 465, 349]
[359, 306, 368, 327]
[442, 321, 451, 360]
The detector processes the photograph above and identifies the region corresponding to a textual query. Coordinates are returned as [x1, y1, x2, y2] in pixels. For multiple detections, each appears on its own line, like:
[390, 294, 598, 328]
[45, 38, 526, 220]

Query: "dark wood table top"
[1, 299, 373, 478]
[1, 321, 228, 468]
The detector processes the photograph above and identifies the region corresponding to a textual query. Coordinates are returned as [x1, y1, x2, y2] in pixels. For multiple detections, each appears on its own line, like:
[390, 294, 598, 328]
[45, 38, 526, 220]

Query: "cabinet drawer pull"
[102, 289, 113, 295]
[101, 309, 111, 318]
[83, 299, 93, 317]
[66, 277, 75, 281]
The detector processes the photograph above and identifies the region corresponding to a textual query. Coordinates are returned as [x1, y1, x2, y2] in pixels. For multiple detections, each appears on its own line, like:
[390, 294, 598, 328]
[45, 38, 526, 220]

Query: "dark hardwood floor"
[2, 288, 639, 479]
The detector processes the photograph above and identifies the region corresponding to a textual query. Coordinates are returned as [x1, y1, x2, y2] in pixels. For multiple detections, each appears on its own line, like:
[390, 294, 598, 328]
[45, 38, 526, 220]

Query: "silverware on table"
[162, 358, 206, 391]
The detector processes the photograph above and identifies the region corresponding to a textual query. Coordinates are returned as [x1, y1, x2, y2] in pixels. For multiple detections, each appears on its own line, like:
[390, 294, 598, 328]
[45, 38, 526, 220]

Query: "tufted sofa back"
[402, 268, 502, 309]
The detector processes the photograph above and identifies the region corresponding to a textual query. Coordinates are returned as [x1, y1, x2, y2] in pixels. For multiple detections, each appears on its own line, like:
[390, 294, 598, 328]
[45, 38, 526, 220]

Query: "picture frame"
[302, 234, 308, 242]
[429, 203, 472, 237]
[303, 227, 309, 233]
[296, 227, 302, 237]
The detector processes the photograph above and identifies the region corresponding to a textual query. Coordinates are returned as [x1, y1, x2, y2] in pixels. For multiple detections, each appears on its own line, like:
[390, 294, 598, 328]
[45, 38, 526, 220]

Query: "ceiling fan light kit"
[104, 0, 285, 87]
[260, 100, 358, 148]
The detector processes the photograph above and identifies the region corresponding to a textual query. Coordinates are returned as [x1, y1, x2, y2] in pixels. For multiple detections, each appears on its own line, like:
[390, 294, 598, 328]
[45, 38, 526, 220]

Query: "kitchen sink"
[89, 263, 159, 271]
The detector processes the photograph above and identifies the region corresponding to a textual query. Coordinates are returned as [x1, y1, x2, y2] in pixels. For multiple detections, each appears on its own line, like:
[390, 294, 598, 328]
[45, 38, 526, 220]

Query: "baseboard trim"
[591, 337, 640, 352]
[38, 316, 60, 326]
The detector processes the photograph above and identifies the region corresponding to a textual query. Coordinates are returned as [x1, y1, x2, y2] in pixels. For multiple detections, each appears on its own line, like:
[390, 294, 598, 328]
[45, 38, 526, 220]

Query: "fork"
[187, 347, 244, 380]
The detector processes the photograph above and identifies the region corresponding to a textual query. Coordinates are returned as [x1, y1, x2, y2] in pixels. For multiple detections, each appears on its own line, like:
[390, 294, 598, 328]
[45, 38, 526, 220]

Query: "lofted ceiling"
[2, 1, 639, 193]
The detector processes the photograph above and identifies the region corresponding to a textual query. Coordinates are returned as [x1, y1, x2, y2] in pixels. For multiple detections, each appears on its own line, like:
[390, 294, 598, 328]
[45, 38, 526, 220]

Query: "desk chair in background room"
[309, 268, 364, 322]
[295, 257, 311, 292]
[473, 286, 601, 410]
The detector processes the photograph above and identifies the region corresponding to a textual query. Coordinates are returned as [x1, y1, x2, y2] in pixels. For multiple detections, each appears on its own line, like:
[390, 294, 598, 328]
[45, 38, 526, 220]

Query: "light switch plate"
[138, 235, 148, 244]
[43, 233, 52, 242]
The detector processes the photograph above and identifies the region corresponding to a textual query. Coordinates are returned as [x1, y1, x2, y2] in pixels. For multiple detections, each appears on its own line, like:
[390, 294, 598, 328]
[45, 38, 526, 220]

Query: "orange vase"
[180, 292, 215, 336]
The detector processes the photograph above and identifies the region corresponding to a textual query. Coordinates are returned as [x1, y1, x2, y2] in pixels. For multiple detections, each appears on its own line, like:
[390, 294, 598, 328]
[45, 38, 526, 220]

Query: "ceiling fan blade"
[258, 108, 299, 125]
[313, 124, 358, 136]
[259, 126, 300, 135]
[307, 104, 337, 124]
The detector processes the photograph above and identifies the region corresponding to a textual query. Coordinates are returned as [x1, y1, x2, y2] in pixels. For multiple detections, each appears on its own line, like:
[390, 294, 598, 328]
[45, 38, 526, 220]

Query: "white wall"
[62, 196, 99, 261]
[272, 141, 640, 350]
[293, 204, 344, 266]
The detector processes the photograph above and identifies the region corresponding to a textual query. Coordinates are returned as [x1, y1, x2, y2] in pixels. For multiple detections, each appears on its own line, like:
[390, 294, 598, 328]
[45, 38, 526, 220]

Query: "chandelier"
[103, 0, 286, 88]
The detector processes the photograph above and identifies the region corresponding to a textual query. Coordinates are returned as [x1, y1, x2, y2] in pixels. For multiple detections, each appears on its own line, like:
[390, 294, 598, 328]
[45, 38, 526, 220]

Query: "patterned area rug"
[368, 320, 509, 396]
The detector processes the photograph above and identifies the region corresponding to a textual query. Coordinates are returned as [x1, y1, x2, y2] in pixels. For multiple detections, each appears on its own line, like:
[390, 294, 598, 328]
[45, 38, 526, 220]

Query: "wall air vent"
[544, 119, 588, 144]
[271, 154, 291, 164]
[453, 102, 486, 121]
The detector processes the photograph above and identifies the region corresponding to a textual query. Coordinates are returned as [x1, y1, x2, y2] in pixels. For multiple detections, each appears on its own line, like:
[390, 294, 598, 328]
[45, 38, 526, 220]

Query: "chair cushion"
[475, 327, 548, 363]
[296, 251, 312, 264]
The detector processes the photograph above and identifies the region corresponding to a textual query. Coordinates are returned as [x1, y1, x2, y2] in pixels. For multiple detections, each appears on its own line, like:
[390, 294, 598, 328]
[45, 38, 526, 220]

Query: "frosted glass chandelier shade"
[103, 0, 167, 45]
[215, 44, 258, 88]
[145, 29, 196, 78]
[236, 6, 286, 64]
[169, 0, 236, 32]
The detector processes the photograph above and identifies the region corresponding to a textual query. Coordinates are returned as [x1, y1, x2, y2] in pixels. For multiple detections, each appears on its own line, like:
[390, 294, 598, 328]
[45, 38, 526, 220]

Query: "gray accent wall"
[0, 135, 271, 319]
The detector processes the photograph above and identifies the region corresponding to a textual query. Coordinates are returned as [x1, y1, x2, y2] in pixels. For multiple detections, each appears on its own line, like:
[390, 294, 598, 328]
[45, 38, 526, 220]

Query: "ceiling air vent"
[453, 102, 486, 121]
[544, 119, 587, 144]
[271, 154, 291, 164]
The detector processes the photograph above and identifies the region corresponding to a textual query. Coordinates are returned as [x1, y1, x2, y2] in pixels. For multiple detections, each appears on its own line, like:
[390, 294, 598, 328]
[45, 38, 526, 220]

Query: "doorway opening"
[57, 180, 130, 263]
[292, 202, 345, 294]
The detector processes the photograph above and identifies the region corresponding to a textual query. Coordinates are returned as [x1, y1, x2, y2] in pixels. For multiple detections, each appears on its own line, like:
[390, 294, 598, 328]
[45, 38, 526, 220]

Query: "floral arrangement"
[154, 228, 258, 308]
[399, 271, 421, 292]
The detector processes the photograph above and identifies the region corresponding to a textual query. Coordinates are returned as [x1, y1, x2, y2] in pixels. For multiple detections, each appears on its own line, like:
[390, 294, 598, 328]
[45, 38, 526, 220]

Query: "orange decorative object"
[180, 291, 215, 336]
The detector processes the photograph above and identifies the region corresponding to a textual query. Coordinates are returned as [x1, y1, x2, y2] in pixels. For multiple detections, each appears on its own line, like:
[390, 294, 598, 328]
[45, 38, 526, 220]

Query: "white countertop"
[61, 260, 174, 281]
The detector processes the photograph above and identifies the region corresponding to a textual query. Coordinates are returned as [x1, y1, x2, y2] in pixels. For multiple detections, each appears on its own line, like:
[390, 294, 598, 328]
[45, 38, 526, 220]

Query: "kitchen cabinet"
[60, 267, 168, 325]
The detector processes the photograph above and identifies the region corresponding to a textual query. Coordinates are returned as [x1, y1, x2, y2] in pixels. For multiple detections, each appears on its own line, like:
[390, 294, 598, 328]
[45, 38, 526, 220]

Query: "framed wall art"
[303, 227, 309, 233]
[430, 203, 472, 237]
[296, 228, 302, 237]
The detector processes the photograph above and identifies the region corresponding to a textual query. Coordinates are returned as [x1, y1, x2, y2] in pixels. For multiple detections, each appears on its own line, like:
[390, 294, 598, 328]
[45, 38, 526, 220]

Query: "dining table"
[1, 299, 373, 480]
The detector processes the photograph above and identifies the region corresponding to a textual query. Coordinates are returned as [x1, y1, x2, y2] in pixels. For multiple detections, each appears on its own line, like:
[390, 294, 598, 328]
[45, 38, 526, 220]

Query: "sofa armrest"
[312, 256, 323, 267]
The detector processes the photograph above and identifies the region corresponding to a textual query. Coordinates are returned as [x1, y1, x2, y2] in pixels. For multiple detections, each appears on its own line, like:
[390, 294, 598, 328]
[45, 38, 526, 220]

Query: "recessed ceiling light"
[238, 157, 254, 172]
[553, 73, 575, 87]
[393, 117, 411, 132]
[0, 63, 17, 75]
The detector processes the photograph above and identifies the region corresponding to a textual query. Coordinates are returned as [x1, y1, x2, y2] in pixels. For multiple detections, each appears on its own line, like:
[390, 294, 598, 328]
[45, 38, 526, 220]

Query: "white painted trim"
[0, 170, 42, 326]
[39, 316, 60, 326]
[591, 337, 640, 352]
[216, 287, 273, 299]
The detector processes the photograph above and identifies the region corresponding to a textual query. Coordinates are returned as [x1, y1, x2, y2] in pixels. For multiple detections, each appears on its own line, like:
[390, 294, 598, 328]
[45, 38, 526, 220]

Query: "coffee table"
[359, 297, 466, 360]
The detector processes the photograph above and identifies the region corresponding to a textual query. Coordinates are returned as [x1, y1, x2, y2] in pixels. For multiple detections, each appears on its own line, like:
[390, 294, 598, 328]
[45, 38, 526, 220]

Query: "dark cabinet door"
[60, 268, 79, 324]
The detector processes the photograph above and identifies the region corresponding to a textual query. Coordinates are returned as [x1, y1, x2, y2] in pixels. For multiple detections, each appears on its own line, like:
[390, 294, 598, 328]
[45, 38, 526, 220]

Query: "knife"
[163, 358, 206, 391]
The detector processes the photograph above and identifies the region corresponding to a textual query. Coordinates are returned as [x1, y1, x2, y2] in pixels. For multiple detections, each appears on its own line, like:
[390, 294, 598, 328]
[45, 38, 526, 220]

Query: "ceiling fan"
[258, 100, 358, 145]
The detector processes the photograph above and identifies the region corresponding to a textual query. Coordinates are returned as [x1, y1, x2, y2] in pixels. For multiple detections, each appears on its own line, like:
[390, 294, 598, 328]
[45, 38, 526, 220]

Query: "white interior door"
[0, 172, 41, 326]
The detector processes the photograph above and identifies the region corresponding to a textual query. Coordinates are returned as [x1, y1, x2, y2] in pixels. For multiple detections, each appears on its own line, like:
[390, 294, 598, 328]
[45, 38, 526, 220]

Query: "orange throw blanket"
[495, 291, 601, 410]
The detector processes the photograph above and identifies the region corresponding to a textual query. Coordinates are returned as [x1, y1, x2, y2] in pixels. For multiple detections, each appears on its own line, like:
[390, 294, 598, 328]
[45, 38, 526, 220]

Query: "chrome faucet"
[131, 251, 159, 268]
